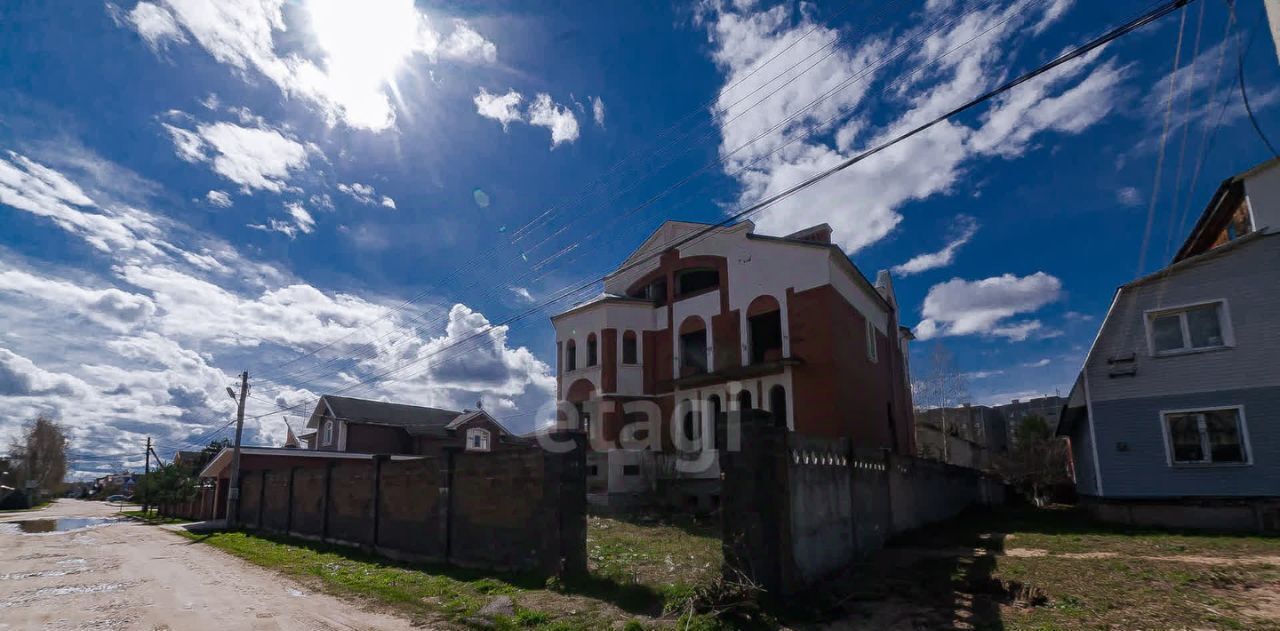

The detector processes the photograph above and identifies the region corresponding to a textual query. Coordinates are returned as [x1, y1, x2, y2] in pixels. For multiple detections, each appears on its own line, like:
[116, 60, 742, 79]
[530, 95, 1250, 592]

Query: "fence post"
[549, 430, 587, 578]
[321, 461, 333, 541]
[441, 448, 456, 564]
[370, 455, 387, 549]
[285, 467, 296, 535]
[719, 409, 792, 597]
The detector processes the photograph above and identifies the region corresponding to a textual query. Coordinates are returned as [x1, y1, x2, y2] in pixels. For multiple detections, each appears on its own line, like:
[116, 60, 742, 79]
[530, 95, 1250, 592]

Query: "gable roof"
[308, 395, 463, 438]
[446, 408, 513, 435]
[1175, 157, 1279, 262]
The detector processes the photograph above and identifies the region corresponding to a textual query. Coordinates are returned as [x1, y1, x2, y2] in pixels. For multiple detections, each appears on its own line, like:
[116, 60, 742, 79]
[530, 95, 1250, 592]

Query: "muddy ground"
[0, 499, 418, 631]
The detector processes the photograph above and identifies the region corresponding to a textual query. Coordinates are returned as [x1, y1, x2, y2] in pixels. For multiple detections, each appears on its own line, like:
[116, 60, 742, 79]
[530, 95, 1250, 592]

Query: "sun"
[305, 0, 425, 128]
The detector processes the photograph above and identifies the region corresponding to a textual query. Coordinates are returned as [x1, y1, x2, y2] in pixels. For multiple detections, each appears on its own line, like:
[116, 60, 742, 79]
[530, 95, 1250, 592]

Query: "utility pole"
[225, 371, 248, 526]
[143, 437, 151, 515]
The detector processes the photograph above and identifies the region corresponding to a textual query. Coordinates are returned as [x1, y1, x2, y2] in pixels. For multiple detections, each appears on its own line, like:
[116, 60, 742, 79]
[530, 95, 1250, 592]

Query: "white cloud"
[439, 21, 497, 63]
[248, 201, 314, 238]
[964, 369, 1004, 380]
[163, 116, 312, 193]
[1116, 186, 1141, 206]
[205, 189, 233, 208]
[1022, 358, 1051, 368]
[699, 1, 1125, 253]
[510, 286, 534, 302]
[125, 2, 186, 51]
[591, 96, 606, 128]
[116, 0, 498, 131]
[0, 269, 156, 332]
[891, 214, 978, 276]
[473, 88, 524, 130]
[380, 196, 396, 209]
[915, 272, 1063, 341]
[528, 93, 581, 147]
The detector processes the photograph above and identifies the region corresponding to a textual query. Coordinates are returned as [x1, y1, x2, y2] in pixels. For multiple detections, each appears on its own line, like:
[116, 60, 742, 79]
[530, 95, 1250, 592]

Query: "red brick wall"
[787, 284, 909, 452]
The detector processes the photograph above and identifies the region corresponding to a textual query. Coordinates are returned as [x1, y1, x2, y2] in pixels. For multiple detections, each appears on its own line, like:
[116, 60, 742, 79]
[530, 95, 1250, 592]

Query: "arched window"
[466, 428, 491, 452]
[565, 340, 577, 372]
[747, 295, 783, 364]
[770, 385, 788, 429]
[679, 316, 708, 374]
[622, 331, 638, 364]
[737, 389, 753, 412]
[587, 333, 598, 367]
[323, 420, 334, 446]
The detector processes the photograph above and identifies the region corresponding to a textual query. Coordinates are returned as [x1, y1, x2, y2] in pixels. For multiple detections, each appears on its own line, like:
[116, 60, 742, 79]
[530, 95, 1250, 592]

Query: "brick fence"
[720, 412, 1005, 596]
[230, 435, 586, 578]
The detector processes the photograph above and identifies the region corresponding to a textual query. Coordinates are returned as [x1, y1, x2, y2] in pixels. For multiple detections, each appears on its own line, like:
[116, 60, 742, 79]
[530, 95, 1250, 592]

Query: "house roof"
[1174, 156, 1279, 262]
[197, 446, 423, 479]
[308, 395, 462, 437]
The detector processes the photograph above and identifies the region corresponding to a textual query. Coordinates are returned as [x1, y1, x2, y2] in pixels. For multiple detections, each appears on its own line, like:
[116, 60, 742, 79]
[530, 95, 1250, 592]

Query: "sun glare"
[305, 0, 425, 128]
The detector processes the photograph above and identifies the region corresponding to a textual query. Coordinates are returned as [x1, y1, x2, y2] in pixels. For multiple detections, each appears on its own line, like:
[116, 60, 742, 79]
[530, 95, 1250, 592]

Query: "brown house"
[300, 394, 523, 457]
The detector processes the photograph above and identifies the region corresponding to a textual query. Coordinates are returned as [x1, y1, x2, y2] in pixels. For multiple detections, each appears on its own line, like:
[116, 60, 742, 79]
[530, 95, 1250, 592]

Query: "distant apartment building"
[915, 404, 1008, 471]
[550, 220, 916, 510]
[1059, 158, 1280, 532]
[996, 395, 1064, 446]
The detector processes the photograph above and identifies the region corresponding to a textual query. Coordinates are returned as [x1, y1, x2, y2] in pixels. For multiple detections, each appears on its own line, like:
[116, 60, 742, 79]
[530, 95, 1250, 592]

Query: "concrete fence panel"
[262, 470, 291, 533]
[290, 467, 326, 538]
[376, 458, 444, 558]
[326, 461, 375, 546]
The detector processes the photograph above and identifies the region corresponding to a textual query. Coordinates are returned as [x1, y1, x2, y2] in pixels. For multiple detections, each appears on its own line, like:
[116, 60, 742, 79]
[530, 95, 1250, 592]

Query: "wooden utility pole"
[225, 371, 248, 525]
[143, 436, 151, 515]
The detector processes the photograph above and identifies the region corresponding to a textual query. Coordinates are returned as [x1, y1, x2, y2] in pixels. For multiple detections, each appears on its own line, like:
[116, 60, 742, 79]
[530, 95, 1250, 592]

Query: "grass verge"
[122, 509, 191, 525]
[168, 514, 726, 630]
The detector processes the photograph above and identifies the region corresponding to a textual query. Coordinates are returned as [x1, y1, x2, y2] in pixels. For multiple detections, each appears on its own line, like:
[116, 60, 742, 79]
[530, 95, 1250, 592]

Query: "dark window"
[622, 331, 638, 364]
[631, 278, 667, 306]
[680, 328, 708, 373]
[587, 334, 598, 367]
[622, 464, 640, 476]
[1165, 408, 1247, 464]
[737, 389, 753, 412]
[769, 385, 787, 429]
[587, 464, 600, 477]
[708, 395, 721, 449]
[565, 341, 576, 372]
[676, 268, 719, 298]
[749, 310, 783, 364]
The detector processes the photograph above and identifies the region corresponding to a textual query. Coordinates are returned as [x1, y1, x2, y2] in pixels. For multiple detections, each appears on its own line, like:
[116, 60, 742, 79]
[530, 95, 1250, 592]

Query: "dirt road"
[0, 500, 418, 631]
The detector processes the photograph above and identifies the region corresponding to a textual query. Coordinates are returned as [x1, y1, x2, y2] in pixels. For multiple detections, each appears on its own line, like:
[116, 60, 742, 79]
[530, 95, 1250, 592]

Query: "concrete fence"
[226, 436, 586, 578]
[720, 412, 1005, 596]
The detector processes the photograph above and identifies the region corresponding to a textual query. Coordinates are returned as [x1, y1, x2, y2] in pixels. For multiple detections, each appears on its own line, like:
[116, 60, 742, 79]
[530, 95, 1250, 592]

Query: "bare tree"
[911, 343, 971, 463]
[6, 416, 68, 497]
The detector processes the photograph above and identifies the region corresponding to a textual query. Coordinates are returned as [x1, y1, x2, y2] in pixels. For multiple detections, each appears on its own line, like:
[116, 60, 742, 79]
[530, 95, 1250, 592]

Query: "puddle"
[6, 518, 121, 534]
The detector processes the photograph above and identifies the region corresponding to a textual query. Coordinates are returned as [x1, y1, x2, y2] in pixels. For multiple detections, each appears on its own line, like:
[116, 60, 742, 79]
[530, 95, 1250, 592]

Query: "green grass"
[122, 509, 191, 525]
[171, 515, 724, 629]
[835, 505, 1280, 631]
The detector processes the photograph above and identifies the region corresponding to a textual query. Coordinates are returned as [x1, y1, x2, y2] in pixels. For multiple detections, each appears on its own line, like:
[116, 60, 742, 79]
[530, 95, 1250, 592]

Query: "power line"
[249, 0, 1004, 398]
[241, 0, 1194, 425]
[1230, 0, 1279, 158]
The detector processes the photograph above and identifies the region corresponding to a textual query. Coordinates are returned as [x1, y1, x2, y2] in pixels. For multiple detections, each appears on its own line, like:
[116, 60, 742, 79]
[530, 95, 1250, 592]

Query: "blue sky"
[0, 0, 1276, 477]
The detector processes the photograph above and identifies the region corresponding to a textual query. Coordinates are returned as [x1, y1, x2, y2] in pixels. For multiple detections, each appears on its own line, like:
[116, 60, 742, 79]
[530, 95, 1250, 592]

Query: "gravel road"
[0, 499, 418, 631]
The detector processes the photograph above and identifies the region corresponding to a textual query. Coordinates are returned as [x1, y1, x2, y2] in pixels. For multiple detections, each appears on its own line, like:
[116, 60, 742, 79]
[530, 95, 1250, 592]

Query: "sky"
[0, 0, 1276, 478]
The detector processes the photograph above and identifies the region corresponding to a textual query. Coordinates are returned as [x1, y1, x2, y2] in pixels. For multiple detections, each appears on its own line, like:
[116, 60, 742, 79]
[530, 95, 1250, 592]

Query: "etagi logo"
[531, 388, 749, 475]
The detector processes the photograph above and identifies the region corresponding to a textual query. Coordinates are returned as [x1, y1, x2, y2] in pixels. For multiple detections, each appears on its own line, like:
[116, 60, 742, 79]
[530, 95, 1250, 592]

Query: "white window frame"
[1143, 299, 1234, 357]
[866, 320, 878, 362]
[1158, 405, 1252, 467]
[322, 420, 334, 446]
[465, 427, 491, 452]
